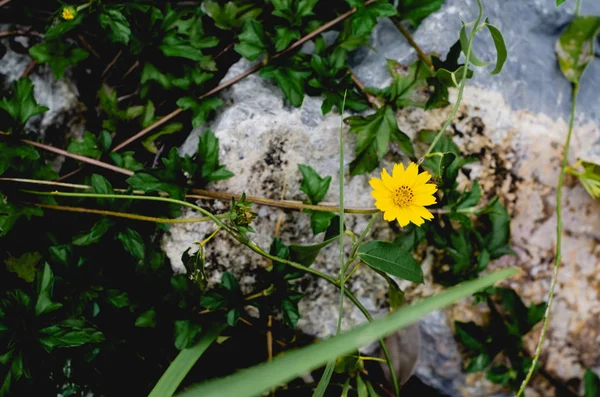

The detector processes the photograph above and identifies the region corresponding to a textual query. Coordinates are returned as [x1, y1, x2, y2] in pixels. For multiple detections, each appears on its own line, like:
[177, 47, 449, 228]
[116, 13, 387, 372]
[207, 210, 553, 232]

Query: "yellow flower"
[62, 7, 76, 21]
[369, 162, 437, 227]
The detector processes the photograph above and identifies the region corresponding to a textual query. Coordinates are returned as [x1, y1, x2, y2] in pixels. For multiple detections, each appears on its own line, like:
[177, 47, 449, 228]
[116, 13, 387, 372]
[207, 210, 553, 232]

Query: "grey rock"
[0, 29, 84, 145]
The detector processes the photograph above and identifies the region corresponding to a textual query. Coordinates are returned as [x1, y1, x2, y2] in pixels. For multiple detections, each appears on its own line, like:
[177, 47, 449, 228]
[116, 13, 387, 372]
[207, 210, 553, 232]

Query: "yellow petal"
[383, 207, 399, 222]
[411, 171, 432, 187]
[396, 207, 411, 227]
[372, 189, 392, 202]
[413, 183, 437, 196]
[410, 205, 434, 220]
[412, 194, 437, 206]
[369, 177, 389, 193]
[392, 163, 406, 185]
[381, 168, 397, 190]
[405, 163, 419, 183]
[375, 198, 395, 212]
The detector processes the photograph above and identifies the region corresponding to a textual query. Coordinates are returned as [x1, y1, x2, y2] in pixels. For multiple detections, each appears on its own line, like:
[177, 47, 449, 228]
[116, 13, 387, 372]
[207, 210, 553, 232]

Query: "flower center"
[392, 185, 414, 207]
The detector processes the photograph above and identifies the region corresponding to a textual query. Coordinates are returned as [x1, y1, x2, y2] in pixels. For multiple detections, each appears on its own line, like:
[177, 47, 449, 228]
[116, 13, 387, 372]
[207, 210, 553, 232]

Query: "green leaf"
[196, 130, 234, 185]
[454, 321, 487, 353]
[484, 19, 507, 75]
[36, 263, 63, 316]
[142, 123, 184, 154]
[281, 297, 301, 328]
[480, 199, 512, 258]
[235, 19, 268, 61]
[358, 241, 423, 283]
[4, 252, 42, 282]
[135, 308, 157, 328]
[556, 16, 600, 84]
[98, 8, 132, 44]
[67, 131, 101, 158]
[356, 375, 368, 397]
[459, 24, 489, 67]
[351, 2, 397, 37]
[259, 66, 311, 107]
[556, 0, 566, 6]
[45, 13, 84, 40]
[127, 172, 184, 201]
[110, 151, 144, 172]
[149, 324, 227, 397]
[456, 181, 481, 210]
[584, 369, 600, 397]
[289, 227, 340, 266]
[0, 201, 43, 237]
[347, 106, 413, 176]
[396, 0, 445, 27]
[381, 272, 405, 310]
[0, 143, 40, 176]
[29, 41, 89, 80]
[91, 174, 114, 205]
[106, 290, 130, 308]
[200, 292, 227, 310]
[174, 320, 203, 350]
[0, 77, 48, 127]
[72, 217, 113, 246]
[573, 159, 600, 199]
[176, 268, 517, 397]
[298, 164, 331, 204]
[226, 308, 240, 326]
[274, 26, 300, 52]
[176, 97, 224, 128]
[205, 1, 262, 30]
[393, 225, 426, 252]
[117, 228, 146, 260]
[310, 211, 337, 235]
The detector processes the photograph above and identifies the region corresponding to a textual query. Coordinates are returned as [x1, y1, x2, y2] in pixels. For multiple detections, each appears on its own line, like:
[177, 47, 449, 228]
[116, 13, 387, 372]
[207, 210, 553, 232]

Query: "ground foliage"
[0, 0, 597, 396]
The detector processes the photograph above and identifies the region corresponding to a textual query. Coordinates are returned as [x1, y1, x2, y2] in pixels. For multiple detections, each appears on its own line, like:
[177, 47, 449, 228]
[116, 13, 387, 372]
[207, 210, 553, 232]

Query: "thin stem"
[111, 0, 376, 152]
[575, 0, 582, 16]
[351, 73, 383, 108]
[390, 17, 433, 68]
[420, 0, 483, 161]
[21, 139, 134, 176]
[34, 203, 225, 224]
[356, 356, 387, 363]
[200, 226, 222, 247]
[516, 85, 579, 396]
[343, 262, 361, 284]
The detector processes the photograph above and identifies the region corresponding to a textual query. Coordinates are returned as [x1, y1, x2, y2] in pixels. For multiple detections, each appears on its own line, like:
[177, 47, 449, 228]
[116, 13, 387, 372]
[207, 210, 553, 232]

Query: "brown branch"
[34, 203, 215, 224]
[101, 50, 122, 78]
[0, 0, 13, 8]
[390, 17, 433, 68]
[0, 29, 43, 38]
[351, 72, 383, 108]
[20, 60, 37, 79]
[123, 60, 140, 79]
[111, 0, 376, 152]
[21, 139, 133, 176]
[57, 166, 84, 181]
[77, 34, 101, 60]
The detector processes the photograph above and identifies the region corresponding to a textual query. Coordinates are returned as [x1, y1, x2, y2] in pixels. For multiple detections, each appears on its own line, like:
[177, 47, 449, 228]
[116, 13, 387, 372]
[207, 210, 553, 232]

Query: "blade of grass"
[148, 324, 227, 397]
[176, 268, 518, 397]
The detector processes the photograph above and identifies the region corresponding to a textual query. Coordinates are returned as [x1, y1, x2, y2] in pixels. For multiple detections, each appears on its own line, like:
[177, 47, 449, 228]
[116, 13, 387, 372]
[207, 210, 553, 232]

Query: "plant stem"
[516, 84, 579, 397]
[33, 202, 225, 224]
[420, 0, 483, 161]
[575, 0, 582, 16]
[390, 17, 433, 68]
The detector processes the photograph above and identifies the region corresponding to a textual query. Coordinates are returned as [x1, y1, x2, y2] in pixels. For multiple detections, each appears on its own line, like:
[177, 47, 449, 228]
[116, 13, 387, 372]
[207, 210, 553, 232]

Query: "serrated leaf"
[0, 143, 40, 176]
[177, 97, 223, 128]
[396, 0, 445, 27]
[358, 241, 423, 283]
[174, 320, 203, 350]
[274, 26, 300, 52]
[205, 1, 262, 30]
[106, 289, 130, 308]
[72, 217, 113, 246]
[0, 77, 48, 127]
[99, 8, 131, 44]
[310, 211, 337, 235]
[235, 19, 268, 61]
[4, 252, 42, 282]
[35, 263, 63, 316]
[259, 66, 311, 107]
[29, 41, 89, 80]
[298, 164, 331, 204]
[289, 224, 340, 266]
[347, 106, 413, 175]
[67, 131, 101, 158]
[351, 2, 396, 37]
[456, 181, 481, 210]
[556, 16, 600, 84]
[196, 129, 234, 185]
[117, 228, 145, 260]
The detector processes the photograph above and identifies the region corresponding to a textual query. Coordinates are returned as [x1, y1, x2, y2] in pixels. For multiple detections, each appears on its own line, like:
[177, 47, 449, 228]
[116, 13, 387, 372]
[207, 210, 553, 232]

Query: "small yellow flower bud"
[61, 7, 76, 21]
